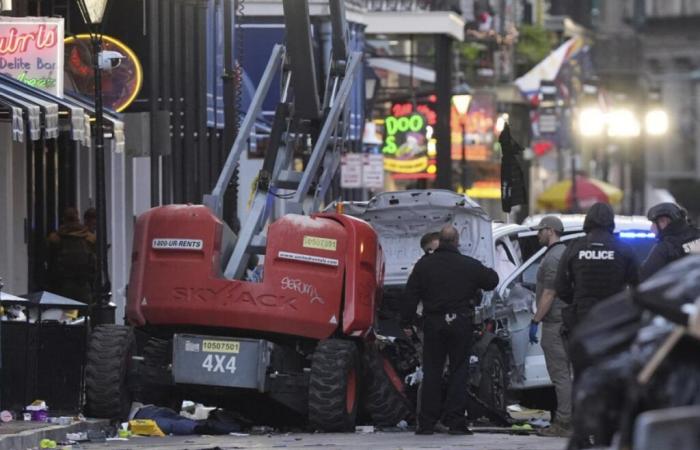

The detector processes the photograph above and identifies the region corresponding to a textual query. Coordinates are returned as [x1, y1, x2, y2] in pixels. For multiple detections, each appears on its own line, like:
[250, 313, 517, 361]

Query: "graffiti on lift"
[280, 277, 324, 305]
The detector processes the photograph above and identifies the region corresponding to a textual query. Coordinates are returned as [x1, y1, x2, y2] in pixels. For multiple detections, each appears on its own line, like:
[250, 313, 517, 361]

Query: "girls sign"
[0, 17, 64, 96]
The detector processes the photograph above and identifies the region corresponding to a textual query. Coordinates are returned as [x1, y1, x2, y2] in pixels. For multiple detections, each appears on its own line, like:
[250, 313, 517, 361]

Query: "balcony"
[348, 0, 460, 12]
[624, 0, 700, 20]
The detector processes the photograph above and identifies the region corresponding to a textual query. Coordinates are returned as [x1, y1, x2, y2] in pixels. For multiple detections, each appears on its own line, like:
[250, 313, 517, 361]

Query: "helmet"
[647, 202, 686, 222]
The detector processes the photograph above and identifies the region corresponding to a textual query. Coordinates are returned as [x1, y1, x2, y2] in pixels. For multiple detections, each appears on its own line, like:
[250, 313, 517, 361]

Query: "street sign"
[539, 112, 558, 134]
[363, 154, 384, 189]
[340, 153, 362, 188]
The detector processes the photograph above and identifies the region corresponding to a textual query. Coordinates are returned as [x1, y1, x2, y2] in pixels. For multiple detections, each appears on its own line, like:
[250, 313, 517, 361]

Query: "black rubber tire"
[477, 343, 507, 413]
[136, 337, 182, 410]
[362, 347, 411, 427]
[85, 325, 135, 420]
[308, 339, 360, 431]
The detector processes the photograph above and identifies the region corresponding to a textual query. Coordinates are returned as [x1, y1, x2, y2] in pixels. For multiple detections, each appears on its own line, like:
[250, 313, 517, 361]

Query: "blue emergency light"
[618, 231, 656, 239]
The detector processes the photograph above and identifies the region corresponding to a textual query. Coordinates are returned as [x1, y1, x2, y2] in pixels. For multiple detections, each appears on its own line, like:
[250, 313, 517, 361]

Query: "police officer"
[554, 202, 638, 335]
[528, 216, 572, 436]
[640, 202, 700, 281]
[402, 225, 499, 435]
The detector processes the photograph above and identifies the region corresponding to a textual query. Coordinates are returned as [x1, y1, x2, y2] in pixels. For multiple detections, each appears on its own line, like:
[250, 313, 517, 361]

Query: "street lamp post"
[452, 94, 471, 193]
[75, 0, 111, 323]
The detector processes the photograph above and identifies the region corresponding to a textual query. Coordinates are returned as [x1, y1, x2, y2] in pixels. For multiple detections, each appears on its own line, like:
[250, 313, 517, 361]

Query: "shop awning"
[363, 11, 464, 41]
[0, 73, 124, 152]
[368, 57, 436, 83]
[0, 91, 41, 141]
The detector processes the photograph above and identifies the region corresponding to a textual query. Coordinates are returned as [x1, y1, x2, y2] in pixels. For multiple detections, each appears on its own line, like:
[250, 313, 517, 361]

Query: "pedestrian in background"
[402, 225, 499, 435]
[554, 203, 638, 345]
[83, 207, 97, 234]
[640, 202, 700, 281]
[529, 216, 571, 437]
[47, 207, 97, 304]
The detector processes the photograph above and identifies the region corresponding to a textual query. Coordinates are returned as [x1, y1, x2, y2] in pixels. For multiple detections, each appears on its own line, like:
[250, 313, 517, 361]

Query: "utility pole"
[434, 34, 453, 190]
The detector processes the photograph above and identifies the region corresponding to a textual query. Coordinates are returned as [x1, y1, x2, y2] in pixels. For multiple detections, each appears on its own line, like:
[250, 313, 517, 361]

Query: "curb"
[0, 419, 110, 450]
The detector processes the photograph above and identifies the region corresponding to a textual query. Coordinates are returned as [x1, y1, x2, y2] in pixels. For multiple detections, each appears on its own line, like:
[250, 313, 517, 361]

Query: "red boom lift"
[84, 0, 410, 431]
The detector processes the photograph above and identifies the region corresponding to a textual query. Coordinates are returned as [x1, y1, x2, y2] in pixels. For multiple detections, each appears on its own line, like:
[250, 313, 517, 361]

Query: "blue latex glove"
[529, 321, 539, 344]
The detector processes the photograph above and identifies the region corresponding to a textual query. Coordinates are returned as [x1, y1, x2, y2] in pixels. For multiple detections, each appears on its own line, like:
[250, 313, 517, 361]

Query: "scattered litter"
[528, 418, 550, 428]
[106, 437, 130, 441]
[49, 416, 73, 426]
[229, 432, 250, 437]
[511, 423, 534, 432]
[507, 404, 523, 413]
[129, 419, 166, 437]
[39, 438, 57, 448]
[26, 400, 49, 422]
[355, 425, 374, 433]
[250, 425, 275, 435]
[397, 420, 409, 430]
[65, 432, 88, 442]
[0, 410, 13, 422]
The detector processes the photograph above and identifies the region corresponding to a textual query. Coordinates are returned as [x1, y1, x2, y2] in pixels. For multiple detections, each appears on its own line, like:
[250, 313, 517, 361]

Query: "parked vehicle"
[337, 192, 656, 417]
[495, 214, 654, 394]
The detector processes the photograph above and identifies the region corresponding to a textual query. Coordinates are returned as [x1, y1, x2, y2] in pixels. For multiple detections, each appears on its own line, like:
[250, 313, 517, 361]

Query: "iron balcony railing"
[346, 0, 460, 12]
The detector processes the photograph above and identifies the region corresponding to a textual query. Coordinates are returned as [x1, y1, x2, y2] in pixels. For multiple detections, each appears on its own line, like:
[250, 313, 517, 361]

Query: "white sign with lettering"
[363, 154, 384, 189]
[341, 154, 363, 188]
[152, 239, 204, 250]
[0, 17, 64, 96]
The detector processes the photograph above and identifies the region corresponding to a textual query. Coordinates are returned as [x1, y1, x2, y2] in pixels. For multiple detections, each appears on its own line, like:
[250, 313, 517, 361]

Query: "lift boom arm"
[204, 0, 362, 280]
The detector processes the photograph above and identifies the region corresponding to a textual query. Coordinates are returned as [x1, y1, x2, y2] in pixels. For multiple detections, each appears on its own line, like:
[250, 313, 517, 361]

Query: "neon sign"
[382, 112, 430, 174]
[64, 34, 143, 112]
[0, 18, 64, 96]
[0, 25, 58, 54]
[382, 113, 425, 155]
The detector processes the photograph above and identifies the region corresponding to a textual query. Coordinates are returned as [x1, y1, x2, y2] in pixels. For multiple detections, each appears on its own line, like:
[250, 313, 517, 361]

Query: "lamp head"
[76, 0, 109, 25]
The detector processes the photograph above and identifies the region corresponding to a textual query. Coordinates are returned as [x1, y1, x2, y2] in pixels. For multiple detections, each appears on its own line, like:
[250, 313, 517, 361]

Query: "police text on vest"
[578, 250, 615, 260]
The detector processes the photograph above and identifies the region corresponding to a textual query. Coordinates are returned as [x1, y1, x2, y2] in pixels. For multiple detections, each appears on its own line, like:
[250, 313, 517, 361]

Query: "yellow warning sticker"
[202, 340, 240, 353]
[303, 236, 337, 251]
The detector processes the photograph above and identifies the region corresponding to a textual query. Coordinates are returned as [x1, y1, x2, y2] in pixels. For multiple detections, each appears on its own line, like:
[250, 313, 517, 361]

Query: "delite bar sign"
[152, 238, 204, 250]
[0, 17, 64, 96]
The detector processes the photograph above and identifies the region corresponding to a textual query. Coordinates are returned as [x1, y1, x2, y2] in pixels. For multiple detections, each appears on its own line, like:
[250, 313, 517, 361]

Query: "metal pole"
[148, 0, 160, 206]
[571, 147, 578, 213]
[91, 33, 110, 313]
[461, 122, 468, 192]
[0, 277, 3, 409]
[434, 34, 452, 190]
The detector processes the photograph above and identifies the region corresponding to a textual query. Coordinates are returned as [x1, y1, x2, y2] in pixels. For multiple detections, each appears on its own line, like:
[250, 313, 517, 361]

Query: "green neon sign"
[382, 113, 425, 155]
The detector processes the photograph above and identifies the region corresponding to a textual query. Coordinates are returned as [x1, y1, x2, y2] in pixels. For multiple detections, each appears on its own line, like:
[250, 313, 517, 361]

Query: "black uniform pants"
[419, 313, 473, 429]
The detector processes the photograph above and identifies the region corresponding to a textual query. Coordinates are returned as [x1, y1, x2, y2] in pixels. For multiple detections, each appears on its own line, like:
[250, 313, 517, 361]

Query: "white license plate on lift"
[172, 334, 271, 391]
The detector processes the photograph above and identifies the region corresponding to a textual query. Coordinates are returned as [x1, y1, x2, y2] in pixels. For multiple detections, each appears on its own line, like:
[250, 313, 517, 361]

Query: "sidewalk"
[0, 419, 109, 450]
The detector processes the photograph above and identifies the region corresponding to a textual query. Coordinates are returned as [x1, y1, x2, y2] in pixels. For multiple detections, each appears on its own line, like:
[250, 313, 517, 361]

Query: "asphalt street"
[76, 431, 566, 449]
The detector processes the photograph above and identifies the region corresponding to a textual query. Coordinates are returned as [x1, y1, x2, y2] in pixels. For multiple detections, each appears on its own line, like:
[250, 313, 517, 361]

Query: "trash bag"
[569, 352, 639, 449]
[568, 291, 643, 374]
[635, 255, 700, 324]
